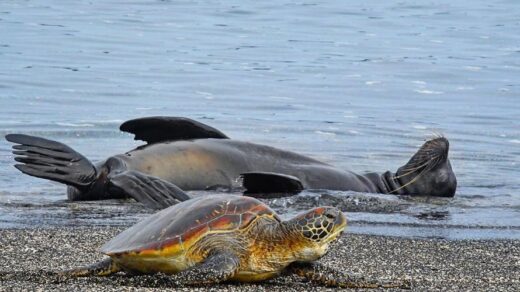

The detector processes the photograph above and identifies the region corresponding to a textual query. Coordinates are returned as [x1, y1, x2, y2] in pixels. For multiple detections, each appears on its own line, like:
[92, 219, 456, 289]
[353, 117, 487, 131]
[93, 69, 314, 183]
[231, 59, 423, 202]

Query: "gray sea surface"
[0, 0, 519, 240]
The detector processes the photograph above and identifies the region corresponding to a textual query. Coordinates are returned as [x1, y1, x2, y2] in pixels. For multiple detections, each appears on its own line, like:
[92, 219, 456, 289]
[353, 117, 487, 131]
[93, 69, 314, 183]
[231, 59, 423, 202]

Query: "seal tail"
[5, 134, 97, 190]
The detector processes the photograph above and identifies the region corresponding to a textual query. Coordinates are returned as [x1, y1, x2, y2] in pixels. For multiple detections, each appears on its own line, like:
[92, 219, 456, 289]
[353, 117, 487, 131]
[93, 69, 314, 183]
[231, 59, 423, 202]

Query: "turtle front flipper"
[108, 170, 192, 209]
[172, 251, 240, 285]
[60, 258, 120, 277]
[288, 262, 411, 289]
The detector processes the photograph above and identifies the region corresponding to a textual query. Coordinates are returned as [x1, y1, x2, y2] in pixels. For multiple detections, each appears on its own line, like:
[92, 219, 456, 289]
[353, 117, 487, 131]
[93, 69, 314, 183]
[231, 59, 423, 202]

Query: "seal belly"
[118, 139, 367, 192]
[121, 141, 250, 190]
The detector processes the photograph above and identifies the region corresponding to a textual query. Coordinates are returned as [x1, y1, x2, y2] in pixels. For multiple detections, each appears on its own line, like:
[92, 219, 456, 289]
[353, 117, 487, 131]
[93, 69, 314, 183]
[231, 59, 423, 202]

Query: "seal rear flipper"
[120, 116, 229, 144]
[108, 171, 192, 209]
[5, 134, 97, 190]
[240, 172, 304, 198]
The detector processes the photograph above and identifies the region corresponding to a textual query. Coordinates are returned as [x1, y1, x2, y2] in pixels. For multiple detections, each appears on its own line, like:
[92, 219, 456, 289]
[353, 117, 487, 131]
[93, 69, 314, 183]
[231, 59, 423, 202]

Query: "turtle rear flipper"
[288, 262, 411, 289]
[5, 134, 97, 190]
[108, 171, 192, 209]
[172, 251, 240, 285]
[60, 258, 120, 277]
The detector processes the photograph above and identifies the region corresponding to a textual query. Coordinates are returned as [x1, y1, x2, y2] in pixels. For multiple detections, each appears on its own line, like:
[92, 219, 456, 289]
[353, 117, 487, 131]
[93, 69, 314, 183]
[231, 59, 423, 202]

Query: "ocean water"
[0, 0, 519, 239]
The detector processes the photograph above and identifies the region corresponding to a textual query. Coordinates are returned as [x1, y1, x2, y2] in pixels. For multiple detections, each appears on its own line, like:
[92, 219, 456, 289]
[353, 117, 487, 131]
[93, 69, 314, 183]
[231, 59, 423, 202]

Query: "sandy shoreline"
[0, 227, 518, 291]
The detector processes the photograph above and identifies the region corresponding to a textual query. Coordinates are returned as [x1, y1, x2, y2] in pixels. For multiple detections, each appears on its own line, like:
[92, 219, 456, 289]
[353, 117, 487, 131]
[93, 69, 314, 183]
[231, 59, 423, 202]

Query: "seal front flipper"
[240, 172, 304, 198]
[5, 134, 97, 190]
[120, 116, 229, 144]
[108, 171, 192, 209]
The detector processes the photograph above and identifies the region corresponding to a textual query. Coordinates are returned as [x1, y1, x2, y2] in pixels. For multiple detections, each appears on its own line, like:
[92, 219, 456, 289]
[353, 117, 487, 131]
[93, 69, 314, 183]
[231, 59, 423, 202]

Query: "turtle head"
[287, 206, 346, 261]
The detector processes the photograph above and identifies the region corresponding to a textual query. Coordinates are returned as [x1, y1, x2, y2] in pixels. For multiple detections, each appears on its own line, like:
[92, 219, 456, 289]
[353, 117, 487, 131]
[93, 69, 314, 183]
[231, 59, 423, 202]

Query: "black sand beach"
[1, 227, 518, 291]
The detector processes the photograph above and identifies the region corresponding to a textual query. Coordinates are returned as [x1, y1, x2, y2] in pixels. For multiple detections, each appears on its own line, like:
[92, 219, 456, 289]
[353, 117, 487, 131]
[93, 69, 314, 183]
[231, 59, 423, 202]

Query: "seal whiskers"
[385, 137, 456, 196]
[391, 155, 439, 179]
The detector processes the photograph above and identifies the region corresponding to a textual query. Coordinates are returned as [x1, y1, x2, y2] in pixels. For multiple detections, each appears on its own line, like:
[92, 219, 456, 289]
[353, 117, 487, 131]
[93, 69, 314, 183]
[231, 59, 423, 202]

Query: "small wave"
[412, 124, 428, 130]
[268, 96, 294, 100]
[314, 130, 336, 137]
[267, 191, 407, 216]
[195, 91, 213, 97]
[499, 46, 520, 52]
[414, 89, 444, 95]
[464, 66, 482, 71]
[349, 219, 520, 230]
[96, 119, 124, 124]
[55, 122, 95, 127]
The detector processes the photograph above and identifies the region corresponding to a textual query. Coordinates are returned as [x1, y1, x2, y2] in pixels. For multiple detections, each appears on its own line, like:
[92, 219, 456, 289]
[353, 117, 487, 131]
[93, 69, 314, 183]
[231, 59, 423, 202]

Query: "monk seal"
[5, 116, 457, 209]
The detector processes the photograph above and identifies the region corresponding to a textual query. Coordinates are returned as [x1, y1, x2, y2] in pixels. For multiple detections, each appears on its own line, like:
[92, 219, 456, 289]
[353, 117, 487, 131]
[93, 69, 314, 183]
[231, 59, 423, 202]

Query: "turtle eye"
[325, 212, 335, 219]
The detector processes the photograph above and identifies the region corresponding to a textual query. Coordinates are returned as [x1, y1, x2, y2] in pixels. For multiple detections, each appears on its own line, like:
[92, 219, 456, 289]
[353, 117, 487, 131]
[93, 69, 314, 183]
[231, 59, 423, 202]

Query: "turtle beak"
[323, 211, 347, 244]
[336, 211, 347, 230]
[333, 212, 347, 239]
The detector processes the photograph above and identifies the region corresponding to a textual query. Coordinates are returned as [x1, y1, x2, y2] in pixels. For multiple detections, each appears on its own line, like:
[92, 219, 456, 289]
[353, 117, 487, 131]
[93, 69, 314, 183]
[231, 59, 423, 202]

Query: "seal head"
[387, 137, 457, 197]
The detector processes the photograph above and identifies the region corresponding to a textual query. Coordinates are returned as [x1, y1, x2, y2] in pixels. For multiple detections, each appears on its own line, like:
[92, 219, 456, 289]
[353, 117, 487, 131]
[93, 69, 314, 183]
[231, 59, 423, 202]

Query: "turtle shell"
[100, 195, 279, 256]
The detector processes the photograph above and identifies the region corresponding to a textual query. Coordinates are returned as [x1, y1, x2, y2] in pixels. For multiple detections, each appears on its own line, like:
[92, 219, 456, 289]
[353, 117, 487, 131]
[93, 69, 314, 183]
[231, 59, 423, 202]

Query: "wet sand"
[0, 227, 518, 291]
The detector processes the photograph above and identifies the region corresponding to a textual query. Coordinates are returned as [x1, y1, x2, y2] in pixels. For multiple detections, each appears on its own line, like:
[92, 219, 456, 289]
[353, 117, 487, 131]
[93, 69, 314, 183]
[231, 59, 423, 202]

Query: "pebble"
[0, 227, 518, 291]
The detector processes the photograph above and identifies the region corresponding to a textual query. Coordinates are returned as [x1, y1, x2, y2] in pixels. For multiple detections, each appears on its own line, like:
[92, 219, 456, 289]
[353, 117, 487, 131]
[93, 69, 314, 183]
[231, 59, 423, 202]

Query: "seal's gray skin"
[6, 116, 457, 209]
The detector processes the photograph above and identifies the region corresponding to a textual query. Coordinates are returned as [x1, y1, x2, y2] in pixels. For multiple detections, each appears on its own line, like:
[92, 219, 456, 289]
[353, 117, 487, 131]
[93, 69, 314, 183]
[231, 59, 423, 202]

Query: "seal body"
[6, 116, 457, 205]
[116, 139, 369, 192]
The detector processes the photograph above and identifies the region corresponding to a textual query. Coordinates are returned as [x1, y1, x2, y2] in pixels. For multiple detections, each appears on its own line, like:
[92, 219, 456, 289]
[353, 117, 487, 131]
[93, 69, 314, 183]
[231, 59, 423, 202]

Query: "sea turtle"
[62, 195, 407, 288]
